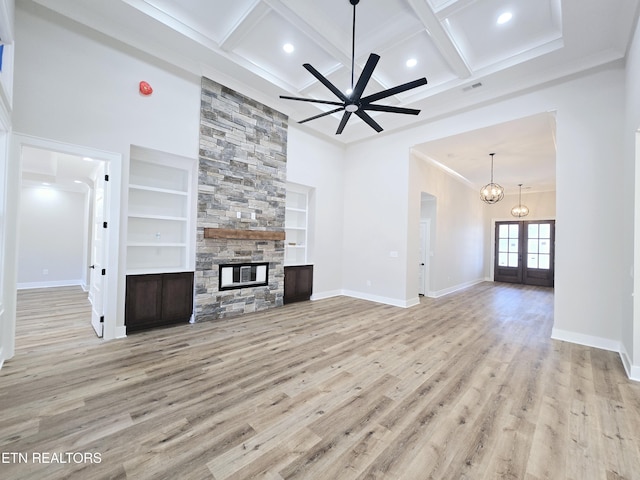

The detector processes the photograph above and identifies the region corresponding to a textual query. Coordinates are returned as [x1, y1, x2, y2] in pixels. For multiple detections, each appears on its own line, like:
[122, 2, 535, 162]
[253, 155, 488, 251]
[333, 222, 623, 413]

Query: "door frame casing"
[10, 133, 123, 345]
[489, 216, 557, 283]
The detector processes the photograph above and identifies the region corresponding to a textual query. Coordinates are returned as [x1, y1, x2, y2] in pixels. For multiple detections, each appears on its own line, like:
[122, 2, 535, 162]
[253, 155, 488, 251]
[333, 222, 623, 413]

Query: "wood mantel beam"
[203, 228, 285, 241]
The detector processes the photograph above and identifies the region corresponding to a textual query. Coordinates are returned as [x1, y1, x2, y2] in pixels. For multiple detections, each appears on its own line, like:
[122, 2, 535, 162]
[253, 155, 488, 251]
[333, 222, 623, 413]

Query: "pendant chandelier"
[511, 183, 530, 217]
[480, 153, 504, 204]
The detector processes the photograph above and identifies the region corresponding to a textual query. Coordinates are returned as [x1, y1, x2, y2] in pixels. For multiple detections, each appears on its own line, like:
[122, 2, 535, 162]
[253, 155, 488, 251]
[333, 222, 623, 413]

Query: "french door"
[494, 220, 555, 287]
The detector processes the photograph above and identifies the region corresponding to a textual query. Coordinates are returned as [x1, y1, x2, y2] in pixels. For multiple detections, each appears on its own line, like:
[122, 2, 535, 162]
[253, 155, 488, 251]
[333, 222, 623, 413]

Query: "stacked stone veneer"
[196, 77, 288, 321]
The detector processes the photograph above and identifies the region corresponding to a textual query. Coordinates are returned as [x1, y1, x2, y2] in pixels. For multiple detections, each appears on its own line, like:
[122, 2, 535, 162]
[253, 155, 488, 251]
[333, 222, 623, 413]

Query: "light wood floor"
[2, 283, 639, 479]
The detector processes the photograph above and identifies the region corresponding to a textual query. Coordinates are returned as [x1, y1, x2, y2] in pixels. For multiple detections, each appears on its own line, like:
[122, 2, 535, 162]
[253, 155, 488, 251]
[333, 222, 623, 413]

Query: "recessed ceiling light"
[74, 180, 83, 184]
[346, 88, 353, 96]
[283, 43, 294, 54]
[406, 58, 417, 68]
[42, 182, 51, 186]
[497, 12, 513, 24]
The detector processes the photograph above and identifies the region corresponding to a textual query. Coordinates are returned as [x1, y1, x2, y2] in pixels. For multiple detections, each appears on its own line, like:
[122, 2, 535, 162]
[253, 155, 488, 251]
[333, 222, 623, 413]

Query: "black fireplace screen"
[219, 262, 269, 291]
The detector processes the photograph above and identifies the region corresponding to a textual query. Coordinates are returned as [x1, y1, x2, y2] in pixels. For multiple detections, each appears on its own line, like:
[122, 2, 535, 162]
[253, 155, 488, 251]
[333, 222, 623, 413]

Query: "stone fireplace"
[195, 77, 288, 321]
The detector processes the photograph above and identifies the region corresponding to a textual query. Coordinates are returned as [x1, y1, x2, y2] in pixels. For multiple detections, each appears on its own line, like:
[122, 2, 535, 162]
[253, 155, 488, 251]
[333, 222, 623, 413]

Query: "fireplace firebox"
[219, 262, 269, 291]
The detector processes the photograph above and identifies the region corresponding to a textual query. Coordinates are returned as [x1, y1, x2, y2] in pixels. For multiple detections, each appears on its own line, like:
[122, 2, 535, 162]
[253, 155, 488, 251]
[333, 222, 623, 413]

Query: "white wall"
[0, 0, 15, 367]
[410, 153, 485, 298]
[17, 185, 87, 288]
[286, 126, 345, 299]
[627, 15, 640, 377]
[553, 71, 625, 348]
[486, 190, 556, 220]
[342, 138, 413, 306]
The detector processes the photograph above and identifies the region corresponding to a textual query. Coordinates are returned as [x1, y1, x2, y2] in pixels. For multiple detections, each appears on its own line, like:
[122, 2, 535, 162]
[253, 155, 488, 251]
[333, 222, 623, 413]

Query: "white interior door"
[89, 163, 108, 337]
[418, 220, 430, 296]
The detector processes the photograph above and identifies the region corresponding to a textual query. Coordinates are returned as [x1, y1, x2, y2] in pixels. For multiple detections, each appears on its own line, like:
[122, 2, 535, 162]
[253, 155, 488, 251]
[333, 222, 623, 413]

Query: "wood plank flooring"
[1, 283, 639, 479]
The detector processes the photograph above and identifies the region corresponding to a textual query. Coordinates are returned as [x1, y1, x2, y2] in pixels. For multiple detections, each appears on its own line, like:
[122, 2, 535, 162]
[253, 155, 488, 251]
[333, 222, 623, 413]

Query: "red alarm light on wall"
[139, 81, 153, 96]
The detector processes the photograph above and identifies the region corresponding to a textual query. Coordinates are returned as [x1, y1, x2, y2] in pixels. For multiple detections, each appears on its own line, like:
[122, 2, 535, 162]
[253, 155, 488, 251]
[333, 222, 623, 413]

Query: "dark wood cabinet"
[284, 265, 313, 304]
[126, 271, 194, 332]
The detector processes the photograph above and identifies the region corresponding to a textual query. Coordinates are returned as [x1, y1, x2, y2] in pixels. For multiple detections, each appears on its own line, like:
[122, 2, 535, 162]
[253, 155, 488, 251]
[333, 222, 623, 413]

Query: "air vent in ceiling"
[462, 82, 483, 92]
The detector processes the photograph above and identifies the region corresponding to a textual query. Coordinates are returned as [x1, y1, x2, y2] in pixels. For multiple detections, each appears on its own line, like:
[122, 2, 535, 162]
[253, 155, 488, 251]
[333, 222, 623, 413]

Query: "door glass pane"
[499, 252, 508, 266]
[509, 239, 518, 253]
[539, 254, 550, 269]
[528, 224, 539, 238]
[509, 253, 518, 267]
[528, 239, 538, 254]
[528, 254, 538, 268]
[499, 239, 509, 252]
[539, 224, 551, 238]
[509, 224, 519, 238]
[499, 224, 509, 237]
[539, 239, 550, 254]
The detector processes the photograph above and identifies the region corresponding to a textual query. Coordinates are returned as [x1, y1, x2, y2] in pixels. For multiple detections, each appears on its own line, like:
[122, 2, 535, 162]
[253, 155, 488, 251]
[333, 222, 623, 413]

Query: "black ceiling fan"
[280, 0, 428, 135]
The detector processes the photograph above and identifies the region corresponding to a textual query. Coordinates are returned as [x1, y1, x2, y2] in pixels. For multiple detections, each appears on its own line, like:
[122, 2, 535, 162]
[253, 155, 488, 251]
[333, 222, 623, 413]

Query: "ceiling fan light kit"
[279, 0, 428, 134]
[480, 153, 504, 204]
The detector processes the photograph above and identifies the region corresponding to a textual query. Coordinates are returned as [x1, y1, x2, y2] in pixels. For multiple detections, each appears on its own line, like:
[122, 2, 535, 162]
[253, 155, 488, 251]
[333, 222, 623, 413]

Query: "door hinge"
[103, 221, 108, 228]
[100, 315, 104, 323]
[101, 268, 106, 275]
[104, 174, 109, 181]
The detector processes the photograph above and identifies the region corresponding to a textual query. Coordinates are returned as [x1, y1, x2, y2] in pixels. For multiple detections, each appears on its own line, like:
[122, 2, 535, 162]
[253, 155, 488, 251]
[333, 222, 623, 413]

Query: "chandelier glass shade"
[511, 183, 529, 217]
[480, 153, 504, 204]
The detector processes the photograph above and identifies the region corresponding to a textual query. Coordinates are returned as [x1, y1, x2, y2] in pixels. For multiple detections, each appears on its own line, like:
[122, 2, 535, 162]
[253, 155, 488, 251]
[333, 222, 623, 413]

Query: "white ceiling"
[21, 0, 640, 191]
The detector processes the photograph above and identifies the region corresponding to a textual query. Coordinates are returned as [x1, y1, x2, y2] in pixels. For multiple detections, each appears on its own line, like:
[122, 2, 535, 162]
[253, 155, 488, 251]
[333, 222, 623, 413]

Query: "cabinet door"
[161, 272, 194, 322]
[284, 265, 313, 304]
[125, 274, 163, 329]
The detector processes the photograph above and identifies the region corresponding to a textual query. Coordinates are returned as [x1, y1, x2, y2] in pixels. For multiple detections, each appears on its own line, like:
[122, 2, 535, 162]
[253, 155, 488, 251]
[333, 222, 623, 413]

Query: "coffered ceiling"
[21, 0, 640, 191]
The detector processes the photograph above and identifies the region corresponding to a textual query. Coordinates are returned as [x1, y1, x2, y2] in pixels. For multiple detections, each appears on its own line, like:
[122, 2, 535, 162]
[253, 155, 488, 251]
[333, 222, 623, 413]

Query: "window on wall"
[497, 223, 520, 267]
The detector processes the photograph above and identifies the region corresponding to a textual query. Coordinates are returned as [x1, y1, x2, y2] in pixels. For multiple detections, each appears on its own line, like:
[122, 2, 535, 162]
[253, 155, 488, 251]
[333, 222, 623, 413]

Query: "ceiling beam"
[405, 0, 471, 79]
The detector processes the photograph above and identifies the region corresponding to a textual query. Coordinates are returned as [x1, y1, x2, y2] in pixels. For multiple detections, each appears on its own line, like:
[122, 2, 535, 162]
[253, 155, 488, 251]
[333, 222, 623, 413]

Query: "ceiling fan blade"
[303, 63, 349, 102]
[362, 104, 421, 115]
[298, 107, 345, 124]
[336, 111, 352, 135]
[361, 77, 428, 104]
[350, 53, 380, 101]
[279, 95, 344, 106]
[355, 110, 383, 133]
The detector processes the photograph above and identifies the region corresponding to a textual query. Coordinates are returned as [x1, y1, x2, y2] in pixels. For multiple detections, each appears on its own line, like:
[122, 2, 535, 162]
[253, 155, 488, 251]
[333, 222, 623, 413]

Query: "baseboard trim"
[430, 278, 485, 298]
[310, 290, 343, 301]
[341, 290, 417, 308]
[551, 328, 620, 352]
[551, 327, 640, 382]
[17, 280, 84, 290]
[115, 326, 127, 339]
[619, 343, 640, 382]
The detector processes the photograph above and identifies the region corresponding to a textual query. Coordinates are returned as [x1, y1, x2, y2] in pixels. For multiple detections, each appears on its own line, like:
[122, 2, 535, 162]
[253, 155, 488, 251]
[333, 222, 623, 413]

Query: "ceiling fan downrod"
[278, 0, 428, 134]
[350, 0, 359, 93]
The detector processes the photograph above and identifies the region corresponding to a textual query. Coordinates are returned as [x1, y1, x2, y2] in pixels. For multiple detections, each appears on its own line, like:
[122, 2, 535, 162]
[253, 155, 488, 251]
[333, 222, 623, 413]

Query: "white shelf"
[128, 213, 188, 221]
[285, 184, 310, 266]
[126, 146, 196, 274]
[129, 184, 188, 196]
[127, 242, 187, 247]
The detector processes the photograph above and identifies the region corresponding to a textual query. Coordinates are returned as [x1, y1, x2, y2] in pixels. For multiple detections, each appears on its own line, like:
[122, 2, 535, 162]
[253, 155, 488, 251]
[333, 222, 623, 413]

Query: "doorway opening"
[12, 134, 122, 346]
[419, 192, 436, 297]
[494, 220, 555, 287]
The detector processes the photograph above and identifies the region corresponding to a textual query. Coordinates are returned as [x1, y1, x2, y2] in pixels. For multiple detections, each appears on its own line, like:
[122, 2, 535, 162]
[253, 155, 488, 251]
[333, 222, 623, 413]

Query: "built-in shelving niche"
[126, 145, 197, 275]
